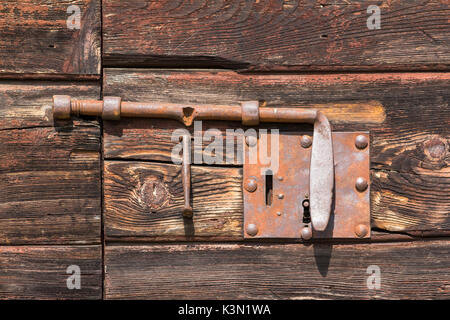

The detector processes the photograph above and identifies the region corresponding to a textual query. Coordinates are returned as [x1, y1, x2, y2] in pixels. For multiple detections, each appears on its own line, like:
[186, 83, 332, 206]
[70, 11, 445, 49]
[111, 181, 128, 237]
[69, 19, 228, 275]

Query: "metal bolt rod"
[53, 96, 318, 126]
[54, 95, 334, 232]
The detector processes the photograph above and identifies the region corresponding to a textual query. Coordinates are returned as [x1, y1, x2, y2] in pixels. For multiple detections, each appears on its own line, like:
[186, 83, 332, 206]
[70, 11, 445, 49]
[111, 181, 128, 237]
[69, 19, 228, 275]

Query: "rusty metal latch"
[53, 95, 370, 240]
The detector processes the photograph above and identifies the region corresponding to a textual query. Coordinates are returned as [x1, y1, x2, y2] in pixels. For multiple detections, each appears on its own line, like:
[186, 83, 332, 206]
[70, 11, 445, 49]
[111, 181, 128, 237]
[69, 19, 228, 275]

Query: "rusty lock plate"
[243, 132, 370, 239]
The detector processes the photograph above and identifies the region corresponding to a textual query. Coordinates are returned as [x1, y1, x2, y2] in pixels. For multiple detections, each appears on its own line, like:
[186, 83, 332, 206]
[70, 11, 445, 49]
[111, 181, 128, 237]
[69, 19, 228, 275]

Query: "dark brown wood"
[0, 0, 100, 76]
[0, 82, 101, 244]
[103, 69, 450, 240]
[0, 245, 101, 299]
[0, 81, 100, 130]
[105, 241, 450, 299]
[103, 0, 450, 70]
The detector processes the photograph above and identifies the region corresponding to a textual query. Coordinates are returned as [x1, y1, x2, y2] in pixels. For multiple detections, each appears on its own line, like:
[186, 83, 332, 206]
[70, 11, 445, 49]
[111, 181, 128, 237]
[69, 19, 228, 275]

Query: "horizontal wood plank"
[105, 241, 450, 299]
[0, 81, 100, 130]
[104, 161, 242, 241]
[0, 82, 101, 244]
[0, 245, 101, 299]
[103, 69, 450, 238]
[103, 0, 450, 70]
[0, 0, 100, 75]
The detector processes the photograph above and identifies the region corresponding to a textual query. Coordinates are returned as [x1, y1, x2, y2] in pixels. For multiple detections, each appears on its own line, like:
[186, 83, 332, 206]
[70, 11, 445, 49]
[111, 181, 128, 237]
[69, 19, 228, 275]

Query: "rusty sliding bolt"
[180, 134, 193, 218]
[53, 95, 334, 232]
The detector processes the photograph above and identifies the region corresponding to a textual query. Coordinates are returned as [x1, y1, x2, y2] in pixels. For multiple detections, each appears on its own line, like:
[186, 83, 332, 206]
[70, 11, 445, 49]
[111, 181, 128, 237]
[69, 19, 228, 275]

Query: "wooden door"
[0, 0, 449, 299]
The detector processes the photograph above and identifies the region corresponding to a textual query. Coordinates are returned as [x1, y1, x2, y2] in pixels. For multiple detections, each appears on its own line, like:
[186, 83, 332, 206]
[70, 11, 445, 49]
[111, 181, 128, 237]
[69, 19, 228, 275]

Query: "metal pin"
[181, 135, 193, 218]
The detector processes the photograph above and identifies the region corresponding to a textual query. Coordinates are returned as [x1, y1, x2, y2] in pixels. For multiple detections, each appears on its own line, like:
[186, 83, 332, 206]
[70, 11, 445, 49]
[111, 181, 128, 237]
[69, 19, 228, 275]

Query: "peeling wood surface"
[105, 241, 450, 299]
[103, 69, 450, 239]
[103, 0, 450, 70]
[0, 0, 100, 75]
[0, 245, 101, 299]
[0, 82, 101, 244]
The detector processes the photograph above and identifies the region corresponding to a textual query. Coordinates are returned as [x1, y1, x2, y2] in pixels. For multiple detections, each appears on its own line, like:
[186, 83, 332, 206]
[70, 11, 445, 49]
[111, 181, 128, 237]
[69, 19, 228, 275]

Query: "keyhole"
[265, 170, 273, 206]
[302, 199, 311, 223]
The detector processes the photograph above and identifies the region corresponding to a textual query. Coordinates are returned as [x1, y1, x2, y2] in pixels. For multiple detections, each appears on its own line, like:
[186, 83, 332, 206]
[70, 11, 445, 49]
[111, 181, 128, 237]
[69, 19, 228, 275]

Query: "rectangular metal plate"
[243, 131, 370, 239]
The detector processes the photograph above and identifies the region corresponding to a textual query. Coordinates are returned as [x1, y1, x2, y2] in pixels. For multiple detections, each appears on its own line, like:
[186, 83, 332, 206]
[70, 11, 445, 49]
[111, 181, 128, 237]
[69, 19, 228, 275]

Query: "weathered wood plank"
[103, 69, 449, 238]
[105, 241, 450, 299]
[0, 0, 100, 75]
[104, 161, 242, 241]
[0, 245, 101, 299]
[0, 81, 99, 129]
[103, 0, 450, 70]
[0, 82, 101, 244]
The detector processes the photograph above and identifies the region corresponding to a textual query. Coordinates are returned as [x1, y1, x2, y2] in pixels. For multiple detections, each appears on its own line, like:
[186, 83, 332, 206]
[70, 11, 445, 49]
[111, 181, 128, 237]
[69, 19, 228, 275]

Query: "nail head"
[355, 177, 368, 192]
[246, 223, 258, 236]
[245, 135, 257, 147]
[355, 224, 368, 238]
[300, 135, 312, 148]
[244, 178, 258, 192]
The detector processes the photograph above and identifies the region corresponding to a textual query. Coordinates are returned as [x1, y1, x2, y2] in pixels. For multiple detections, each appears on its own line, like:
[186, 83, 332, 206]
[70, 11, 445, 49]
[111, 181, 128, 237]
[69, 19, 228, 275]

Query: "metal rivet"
[301, 226, 312, 240]
[300, 135, 312, 148]
[355, 177, 368, 192]
[246, 223, 258, 236]
[278, 193, 284, 199]
[276, 212, 281, 216]
[355, 135, 368, 150]
[244, 178, 257, 192]
[278, 176, 283, 181]
[355, 224, 368, 238]
[245, 135, 257, 147]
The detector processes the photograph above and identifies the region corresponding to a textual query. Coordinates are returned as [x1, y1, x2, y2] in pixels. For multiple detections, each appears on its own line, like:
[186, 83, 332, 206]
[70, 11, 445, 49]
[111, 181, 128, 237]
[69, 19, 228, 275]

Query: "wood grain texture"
[103, 69, 449, 239]
[104, 161, 242, 241]
[0, 82, 101, 244]
[0, 81, 99, 130]
[0, 245, 101, 299]
[103, 0, 450, 70]
[0, 0, 100, 75]
[105, 241, 450, 299]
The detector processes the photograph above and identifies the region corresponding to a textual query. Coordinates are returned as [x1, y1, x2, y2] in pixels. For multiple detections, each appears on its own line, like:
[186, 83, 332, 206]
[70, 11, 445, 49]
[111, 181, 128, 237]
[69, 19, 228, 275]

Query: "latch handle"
[53, 96, 334, 232]
[309, 112, 333, 231]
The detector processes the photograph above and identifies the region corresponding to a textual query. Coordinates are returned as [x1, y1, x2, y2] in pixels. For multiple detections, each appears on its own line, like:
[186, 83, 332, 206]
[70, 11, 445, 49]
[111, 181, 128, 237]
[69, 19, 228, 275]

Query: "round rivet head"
[355, 177, 368, 192]
[301, 227, 312, 240]
[246, 224, 258, 236]
[278, 193, 284, 200]
[245, 135, 257, 147]
[244, 178, 257, 192]
[300, 135, 312, 148]
[276, 211, 281, 216]
[355, 224, 368, 238]
[355, 135, 368, 150]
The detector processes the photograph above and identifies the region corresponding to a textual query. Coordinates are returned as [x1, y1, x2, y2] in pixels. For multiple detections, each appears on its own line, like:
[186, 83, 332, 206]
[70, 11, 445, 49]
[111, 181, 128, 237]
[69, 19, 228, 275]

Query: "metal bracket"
[243, 131, 370, 240]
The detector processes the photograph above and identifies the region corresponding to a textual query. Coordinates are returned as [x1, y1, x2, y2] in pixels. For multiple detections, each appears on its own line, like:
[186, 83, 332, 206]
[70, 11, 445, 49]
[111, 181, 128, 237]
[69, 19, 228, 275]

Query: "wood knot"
[141, 178, 169, 212]
[423, 136, 448, 161]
